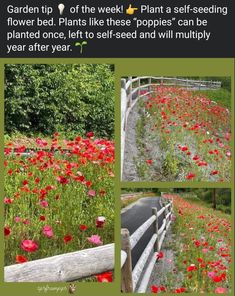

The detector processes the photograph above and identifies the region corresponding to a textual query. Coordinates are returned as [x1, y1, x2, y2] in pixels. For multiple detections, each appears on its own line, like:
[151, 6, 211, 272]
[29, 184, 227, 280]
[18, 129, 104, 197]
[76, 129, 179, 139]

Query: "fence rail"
[121, 76, 221, 178]
[121, 196, 173, 293]
[4, 243, 114, 282]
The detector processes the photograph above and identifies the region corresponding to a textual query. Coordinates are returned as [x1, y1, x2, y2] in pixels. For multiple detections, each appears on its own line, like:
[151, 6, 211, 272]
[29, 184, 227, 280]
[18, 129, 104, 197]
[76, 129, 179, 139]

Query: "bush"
[5, 64, 114, 138]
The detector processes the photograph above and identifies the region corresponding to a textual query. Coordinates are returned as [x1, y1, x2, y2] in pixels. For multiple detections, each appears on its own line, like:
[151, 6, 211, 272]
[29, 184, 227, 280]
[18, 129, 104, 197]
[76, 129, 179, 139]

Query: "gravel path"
[122, 100, 141, 181]
[146, 227, 177, 292]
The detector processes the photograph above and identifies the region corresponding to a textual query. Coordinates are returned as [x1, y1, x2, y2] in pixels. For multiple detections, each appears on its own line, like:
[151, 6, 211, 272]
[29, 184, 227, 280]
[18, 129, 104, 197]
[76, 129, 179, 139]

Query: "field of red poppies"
[136, 86, 231, 181]
[150, 194, 232, 294]
[4, 132, 115, 268]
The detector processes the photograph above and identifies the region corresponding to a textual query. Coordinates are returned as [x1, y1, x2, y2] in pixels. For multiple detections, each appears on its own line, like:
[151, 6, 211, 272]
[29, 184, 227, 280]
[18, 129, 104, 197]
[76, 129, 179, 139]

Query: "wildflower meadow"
[4, 64, 115, 283]
[150, 193, 232, 294]
[4, 133, 115, 266]
[135, 86, 231, 181]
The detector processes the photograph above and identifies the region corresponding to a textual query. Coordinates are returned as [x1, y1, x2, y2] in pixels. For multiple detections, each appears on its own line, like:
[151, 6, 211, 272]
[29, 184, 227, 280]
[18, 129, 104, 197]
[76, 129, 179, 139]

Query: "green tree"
[5, 64, 114, 138]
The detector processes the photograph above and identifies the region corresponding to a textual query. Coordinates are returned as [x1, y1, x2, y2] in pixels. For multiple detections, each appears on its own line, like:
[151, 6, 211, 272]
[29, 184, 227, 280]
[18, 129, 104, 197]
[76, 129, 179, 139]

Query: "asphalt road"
[121, 197, 162, 268]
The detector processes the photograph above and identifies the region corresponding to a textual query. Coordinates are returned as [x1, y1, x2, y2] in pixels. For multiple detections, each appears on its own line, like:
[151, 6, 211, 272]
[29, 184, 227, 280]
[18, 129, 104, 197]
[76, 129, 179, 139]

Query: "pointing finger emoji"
[126, 4, 138, 15]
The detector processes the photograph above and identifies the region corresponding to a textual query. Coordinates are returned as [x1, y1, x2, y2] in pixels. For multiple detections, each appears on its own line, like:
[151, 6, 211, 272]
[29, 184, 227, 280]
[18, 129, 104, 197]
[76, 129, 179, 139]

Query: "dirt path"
[122, 100, 141, 181]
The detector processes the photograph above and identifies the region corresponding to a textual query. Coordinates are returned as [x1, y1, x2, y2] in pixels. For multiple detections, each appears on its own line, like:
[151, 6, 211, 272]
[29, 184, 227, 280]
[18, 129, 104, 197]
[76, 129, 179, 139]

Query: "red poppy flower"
[63, 235, 73, 243]
[95, 271, 113, 282]
[215, 287, 227, 293]
[160, 286, 166, 292]
[88, 190, 96, 197]
[36, 138, 48, 147]
[146, 159, 153, 165]
[4, 197, 14, 204]
[198, 161, 208, 167]
[86, 132, 94, 138]
[210, 170, 219, 175]
[187, 264, 197, 272]
[156, 251, 164, 259]
[42, 225, 53, 238]
[96, 217, 106, 228]
[221, 253, 230, 257]
[39, 215, 46, 221]
[175, 287, 186, 293]
[181, 146, 188, 151]
[79, 224, 87, 231]
[21, 240, 38, 252]
[151, 285, 158, 293]
[186, 173, 195, 180]
[34, 177, 40, 184]
[56, 176, 70, 185]
[16, 146, 26, 153]
[22, 180, 29, 186]
[4, 226, 11, 236]
[16, 255, 28, 263]
[212, 275, 223, 283]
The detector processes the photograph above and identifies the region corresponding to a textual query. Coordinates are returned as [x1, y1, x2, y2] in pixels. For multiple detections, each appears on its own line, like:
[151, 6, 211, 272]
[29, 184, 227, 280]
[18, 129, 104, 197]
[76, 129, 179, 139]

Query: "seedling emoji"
[75, 41, 88, 54]
[68, 283, 76, 294]
[126, 4, 138, 15]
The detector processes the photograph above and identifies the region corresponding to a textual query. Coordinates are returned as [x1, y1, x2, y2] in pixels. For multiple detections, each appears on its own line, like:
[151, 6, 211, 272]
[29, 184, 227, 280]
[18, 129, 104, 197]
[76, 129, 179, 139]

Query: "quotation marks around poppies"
[75, 41, 88, 54]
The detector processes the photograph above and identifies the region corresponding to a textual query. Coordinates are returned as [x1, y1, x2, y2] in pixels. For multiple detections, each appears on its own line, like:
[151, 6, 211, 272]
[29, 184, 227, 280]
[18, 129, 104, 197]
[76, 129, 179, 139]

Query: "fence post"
[121, 228, 133, 293]
[138, 77, 140, 98]
[152, 207, 159, 252]
[128, 76, 132, 107]
[121, 78, 126, 90]
[163, 203, 168, 231]
[148, 76, 152, 93]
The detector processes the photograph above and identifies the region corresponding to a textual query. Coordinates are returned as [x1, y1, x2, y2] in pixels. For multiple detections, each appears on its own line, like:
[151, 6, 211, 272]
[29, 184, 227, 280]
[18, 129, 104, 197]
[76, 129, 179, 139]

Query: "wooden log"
[138, 77, 141, 98]
[121, 228, 133, 293]
[158, 230, 166, 250]
[166, 212, 171, 221]
[132, 234, 157, 291]
[4, 244, 114, 282]
[121, 78, 126, 89]
[152, 207, 159, 252]
[157, 207, 165, 218]
[130, 215, 156, 250]
[165, 202, 171, 210]
[128, 76, 132, 107]
[163, 202, 168, 232]
[158, 218, 166, 235]
[148, 77, 152, 93]
[121, 250, 127, 268]
[137, 252, 157, 293]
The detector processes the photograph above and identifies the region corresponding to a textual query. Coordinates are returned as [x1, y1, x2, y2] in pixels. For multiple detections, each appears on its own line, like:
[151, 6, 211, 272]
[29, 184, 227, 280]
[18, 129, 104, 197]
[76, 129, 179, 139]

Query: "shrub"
[5, 64, 114, 138]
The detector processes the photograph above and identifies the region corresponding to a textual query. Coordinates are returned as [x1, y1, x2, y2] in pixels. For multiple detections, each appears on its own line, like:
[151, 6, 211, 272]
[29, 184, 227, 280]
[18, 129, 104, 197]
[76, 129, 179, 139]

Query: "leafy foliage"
[5, 64, 114, 138]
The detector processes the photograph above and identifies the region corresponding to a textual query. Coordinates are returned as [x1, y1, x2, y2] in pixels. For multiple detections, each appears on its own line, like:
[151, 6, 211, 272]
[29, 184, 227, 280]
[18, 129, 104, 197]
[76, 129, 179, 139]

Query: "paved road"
[121, 197, 162, 268]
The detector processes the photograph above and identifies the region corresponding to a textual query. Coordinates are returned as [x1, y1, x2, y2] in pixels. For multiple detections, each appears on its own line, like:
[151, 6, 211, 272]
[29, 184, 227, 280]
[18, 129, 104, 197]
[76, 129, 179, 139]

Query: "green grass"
[192, 88, 231, 109]
[179, 192, 231, 214]
[121, 192, 156, 209]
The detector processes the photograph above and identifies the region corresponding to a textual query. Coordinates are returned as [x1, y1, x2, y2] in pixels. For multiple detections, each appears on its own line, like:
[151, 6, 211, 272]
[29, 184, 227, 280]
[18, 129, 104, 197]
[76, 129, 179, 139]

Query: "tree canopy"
[5, 64, 114, 138]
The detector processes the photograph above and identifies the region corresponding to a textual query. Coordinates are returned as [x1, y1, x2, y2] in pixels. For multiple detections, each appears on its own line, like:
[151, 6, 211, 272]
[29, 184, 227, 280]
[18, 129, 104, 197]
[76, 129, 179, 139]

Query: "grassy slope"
[191, 88, 231, 109]
[171, 194, 231, 293]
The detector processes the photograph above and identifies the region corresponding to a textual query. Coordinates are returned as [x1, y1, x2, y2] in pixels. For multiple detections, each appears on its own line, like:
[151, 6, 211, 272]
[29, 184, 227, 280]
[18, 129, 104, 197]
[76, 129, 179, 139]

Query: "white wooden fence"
[121, 197, 173, 293]
[121, 76, 221, 178]
[4, 244, 114, 282]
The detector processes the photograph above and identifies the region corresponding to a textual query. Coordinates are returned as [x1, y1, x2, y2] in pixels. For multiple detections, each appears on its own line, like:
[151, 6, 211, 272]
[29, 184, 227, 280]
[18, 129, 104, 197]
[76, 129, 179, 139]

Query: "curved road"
[121, 197, 162, 268]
